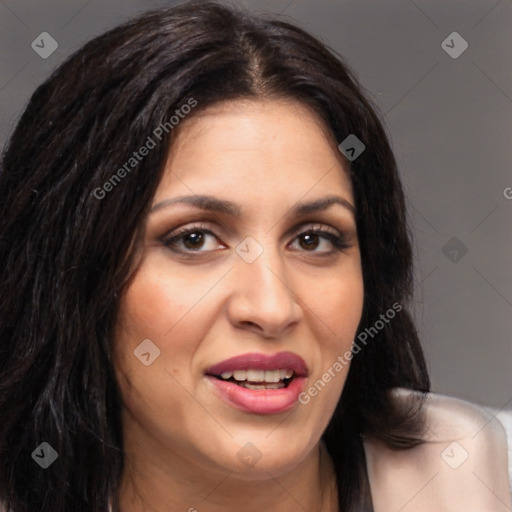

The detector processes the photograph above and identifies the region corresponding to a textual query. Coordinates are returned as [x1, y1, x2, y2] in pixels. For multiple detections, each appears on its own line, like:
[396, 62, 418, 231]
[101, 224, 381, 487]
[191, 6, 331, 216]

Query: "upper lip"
[205, 351, 309, 377]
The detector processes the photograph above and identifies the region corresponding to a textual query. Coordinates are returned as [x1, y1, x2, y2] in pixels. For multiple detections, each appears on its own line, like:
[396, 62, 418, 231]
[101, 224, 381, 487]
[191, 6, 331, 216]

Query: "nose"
[226, 243, 303, 339]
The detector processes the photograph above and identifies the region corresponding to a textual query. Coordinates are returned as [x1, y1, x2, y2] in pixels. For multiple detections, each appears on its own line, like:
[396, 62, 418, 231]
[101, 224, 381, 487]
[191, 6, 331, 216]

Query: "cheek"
[303, 268, 363, 405]
[113, 263, 204, 392]
[327, 279, 363, 320]
[298, 281, 362, 428]
[112, 265, 205, 431]
[116, 259, 208, 345]
[306, 267, 364, 345]
[118, 269, 179, 336]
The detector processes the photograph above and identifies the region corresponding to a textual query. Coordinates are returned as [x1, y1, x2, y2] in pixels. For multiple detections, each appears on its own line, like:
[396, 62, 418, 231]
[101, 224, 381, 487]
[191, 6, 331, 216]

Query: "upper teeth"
[220, 369, 294, 382]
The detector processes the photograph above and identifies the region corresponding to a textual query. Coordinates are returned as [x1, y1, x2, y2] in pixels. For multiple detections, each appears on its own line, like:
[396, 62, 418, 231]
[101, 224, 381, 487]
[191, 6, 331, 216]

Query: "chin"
[211, 433, 317, 479]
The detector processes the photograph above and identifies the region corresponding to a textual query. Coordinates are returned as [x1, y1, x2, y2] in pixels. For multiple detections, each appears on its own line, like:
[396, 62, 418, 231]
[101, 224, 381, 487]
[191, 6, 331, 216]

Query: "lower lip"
[205, 375, 307, 415]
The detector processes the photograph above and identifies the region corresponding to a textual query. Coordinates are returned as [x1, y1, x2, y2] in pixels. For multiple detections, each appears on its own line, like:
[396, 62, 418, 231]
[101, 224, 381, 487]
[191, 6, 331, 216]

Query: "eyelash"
[161, 222, 351, 256]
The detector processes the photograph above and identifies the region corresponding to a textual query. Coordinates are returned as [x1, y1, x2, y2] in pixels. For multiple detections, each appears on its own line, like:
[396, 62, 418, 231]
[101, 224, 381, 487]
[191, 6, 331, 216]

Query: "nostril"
[239, 321, 263, 333]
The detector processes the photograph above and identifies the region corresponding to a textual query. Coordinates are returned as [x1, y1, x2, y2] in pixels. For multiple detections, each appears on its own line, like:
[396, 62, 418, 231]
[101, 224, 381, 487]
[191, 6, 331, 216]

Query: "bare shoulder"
[363, 388, 511, 512]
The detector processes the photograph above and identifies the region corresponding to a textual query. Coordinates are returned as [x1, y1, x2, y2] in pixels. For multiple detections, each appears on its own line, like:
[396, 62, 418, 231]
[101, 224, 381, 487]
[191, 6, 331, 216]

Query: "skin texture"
[112, 99, 364, 512]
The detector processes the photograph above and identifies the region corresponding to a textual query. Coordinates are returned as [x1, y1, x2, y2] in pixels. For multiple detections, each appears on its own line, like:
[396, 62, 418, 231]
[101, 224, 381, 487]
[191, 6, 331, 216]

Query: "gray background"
[1, 0, 511, 409]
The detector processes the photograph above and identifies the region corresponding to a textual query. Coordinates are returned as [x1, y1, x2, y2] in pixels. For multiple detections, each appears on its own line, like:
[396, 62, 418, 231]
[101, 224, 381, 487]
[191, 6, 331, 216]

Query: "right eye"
[162, 223, 227, 254]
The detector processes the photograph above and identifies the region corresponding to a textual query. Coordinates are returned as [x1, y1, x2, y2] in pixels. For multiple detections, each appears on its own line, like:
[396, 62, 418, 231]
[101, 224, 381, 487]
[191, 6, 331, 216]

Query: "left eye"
[162, 224, 349, 254]
[289, 229, 348, 253]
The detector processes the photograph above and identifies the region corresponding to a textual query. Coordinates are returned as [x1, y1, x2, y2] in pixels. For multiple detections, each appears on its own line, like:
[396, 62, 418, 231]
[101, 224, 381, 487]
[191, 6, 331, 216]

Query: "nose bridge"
[228, 235, 301, 335]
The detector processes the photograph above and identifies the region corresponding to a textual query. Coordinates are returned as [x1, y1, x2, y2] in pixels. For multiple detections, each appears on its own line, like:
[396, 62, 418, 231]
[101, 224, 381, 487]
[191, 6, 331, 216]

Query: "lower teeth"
[238, 381, 286, 390]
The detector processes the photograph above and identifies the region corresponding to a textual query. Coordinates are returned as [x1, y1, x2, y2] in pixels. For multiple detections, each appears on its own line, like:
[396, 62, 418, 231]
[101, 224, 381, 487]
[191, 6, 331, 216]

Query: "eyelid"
[161, 219, 353, 254]
[161, 222, 221, 245]
[287, 221, 343, 239]
[163, 220, 346, 240]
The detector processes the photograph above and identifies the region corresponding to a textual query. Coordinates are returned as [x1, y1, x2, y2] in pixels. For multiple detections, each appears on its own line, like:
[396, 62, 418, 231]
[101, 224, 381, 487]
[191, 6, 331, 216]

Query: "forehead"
[154, 98, 354, 205]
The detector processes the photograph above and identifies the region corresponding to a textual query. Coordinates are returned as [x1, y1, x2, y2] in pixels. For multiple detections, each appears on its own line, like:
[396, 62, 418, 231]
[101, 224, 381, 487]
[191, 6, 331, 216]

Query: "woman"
[0, 2, 509, 511]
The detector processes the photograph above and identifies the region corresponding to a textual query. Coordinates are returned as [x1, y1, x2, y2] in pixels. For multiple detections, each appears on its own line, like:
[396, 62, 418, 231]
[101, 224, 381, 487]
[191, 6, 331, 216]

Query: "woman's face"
[113, 99, 364, 479]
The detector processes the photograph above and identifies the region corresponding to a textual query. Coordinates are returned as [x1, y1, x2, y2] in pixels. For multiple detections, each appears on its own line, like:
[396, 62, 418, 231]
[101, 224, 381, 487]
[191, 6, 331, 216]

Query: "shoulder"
[363, 388, 511, 512]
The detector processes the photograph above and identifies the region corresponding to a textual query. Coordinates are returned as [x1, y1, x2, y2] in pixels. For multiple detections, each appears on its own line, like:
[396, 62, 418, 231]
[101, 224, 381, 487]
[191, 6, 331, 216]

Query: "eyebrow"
[150, 194, 355, 218]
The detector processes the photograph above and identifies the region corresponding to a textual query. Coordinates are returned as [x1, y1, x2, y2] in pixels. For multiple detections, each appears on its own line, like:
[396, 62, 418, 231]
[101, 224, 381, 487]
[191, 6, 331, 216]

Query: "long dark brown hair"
[0, 2, 430, 510]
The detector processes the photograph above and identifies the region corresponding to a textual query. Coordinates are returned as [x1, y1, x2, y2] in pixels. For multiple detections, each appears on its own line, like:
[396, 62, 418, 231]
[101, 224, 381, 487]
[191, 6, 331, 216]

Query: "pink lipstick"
[204, 351, 308, 415]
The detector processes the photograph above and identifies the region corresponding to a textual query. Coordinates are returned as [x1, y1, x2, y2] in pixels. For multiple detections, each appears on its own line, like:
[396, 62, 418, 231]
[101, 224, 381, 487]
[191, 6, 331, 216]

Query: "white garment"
[485, 406, 512, 498]
[364, 389, 512, 511]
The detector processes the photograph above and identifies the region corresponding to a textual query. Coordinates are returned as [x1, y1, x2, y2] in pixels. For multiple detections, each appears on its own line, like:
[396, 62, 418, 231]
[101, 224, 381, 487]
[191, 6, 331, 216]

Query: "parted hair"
[0, 2, 430, 511]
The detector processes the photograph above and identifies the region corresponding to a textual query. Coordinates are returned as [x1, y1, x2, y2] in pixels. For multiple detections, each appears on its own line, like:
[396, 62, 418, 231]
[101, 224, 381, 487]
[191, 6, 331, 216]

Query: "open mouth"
[204, 352, 308, 414]
[211, 369, 295, 390]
